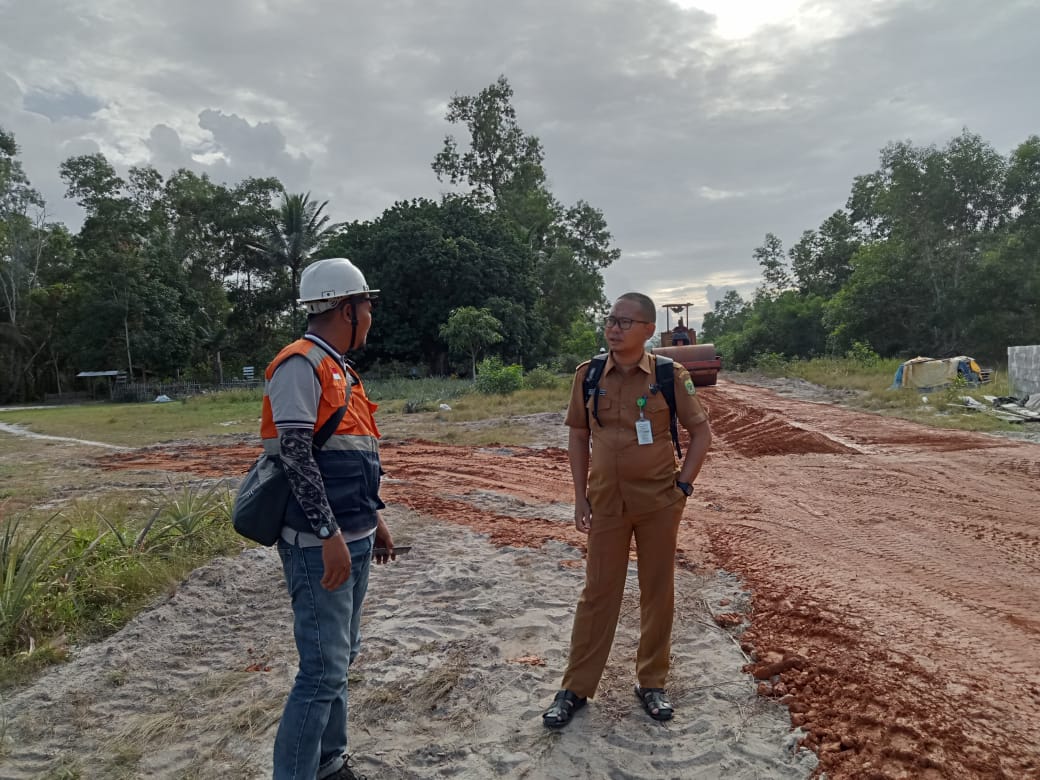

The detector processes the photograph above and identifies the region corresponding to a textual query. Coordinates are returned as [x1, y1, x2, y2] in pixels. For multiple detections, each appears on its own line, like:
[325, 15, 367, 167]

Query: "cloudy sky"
[2, 0, 1038, 330]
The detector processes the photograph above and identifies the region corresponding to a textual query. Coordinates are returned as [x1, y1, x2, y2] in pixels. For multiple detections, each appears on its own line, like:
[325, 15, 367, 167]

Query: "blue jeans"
[273, 534, 373, 780]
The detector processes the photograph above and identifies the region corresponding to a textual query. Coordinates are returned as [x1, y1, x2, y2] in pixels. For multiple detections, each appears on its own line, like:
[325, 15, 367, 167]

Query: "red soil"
[97, 380, 1040, 779]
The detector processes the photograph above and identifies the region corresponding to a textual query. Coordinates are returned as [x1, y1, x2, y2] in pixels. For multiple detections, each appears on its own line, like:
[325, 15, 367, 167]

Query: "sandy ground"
[1, 512, 812, 780]
[3, 376, 1040, 778]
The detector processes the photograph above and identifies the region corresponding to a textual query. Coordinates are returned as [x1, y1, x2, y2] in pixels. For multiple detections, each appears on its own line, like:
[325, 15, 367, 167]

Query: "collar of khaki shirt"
[603, 350, 654, 377]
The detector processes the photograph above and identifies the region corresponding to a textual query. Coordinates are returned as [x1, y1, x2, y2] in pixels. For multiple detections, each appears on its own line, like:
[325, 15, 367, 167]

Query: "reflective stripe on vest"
[263, 433, 379, 456]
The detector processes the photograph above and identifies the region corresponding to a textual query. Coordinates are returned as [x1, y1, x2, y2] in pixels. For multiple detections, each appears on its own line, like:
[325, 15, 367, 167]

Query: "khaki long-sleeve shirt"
[565, 352, 708, 519]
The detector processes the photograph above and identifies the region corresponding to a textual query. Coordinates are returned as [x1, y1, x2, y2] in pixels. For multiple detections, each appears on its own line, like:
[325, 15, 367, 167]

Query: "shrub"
[138, 480, 233, 551]
[0, 515, 70, 652]
[845, 340, 880, 367]
[475, 356, 524, 395]
[403, 398, 436, 414]
[751, 352, 788, 374]
[548, 353, 588, 374]
[4, 485, 241, 667]
[523, 365, 559, 390]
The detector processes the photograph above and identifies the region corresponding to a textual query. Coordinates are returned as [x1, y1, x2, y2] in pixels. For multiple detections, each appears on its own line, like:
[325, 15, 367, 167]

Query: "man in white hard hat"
[261, 257, 394, 780]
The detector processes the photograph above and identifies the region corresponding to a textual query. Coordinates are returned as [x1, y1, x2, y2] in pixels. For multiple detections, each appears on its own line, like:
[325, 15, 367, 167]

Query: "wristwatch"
[676, 480, 694, 497]
[315, 521, 338, 540]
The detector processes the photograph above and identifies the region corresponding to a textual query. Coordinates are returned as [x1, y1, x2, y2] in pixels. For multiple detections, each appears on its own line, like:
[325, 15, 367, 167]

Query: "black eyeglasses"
[604, 316, 652, 330]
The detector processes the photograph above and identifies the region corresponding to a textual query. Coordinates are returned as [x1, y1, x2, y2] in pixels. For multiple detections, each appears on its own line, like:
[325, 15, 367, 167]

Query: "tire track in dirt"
[95, 380, 1040, 779]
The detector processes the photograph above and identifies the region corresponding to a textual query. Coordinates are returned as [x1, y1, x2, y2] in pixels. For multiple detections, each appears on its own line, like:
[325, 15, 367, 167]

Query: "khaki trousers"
[561, 500, 684, 699]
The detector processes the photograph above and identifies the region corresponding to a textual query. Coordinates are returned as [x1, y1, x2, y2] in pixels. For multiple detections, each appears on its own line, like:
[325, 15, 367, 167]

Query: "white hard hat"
[297, 258, 379, 314]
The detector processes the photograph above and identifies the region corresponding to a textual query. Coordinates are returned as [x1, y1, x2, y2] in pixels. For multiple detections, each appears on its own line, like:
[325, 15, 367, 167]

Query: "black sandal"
[542, 689, 587, 728]
[635, 684, 674, 721]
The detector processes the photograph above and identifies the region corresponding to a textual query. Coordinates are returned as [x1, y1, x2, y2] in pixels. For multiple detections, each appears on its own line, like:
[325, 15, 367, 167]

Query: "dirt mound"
[701, 400, 858, 458]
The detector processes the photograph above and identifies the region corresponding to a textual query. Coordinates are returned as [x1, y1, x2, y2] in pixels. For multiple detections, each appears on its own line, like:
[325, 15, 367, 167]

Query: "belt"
[280, 526, 376, 547]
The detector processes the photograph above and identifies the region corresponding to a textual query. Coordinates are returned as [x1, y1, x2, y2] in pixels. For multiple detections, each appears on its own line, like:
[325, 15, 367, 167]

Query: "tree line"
[702, 130, 1040, 369]
[0, 77, 614, 402]
[6, 92, 1036, 403]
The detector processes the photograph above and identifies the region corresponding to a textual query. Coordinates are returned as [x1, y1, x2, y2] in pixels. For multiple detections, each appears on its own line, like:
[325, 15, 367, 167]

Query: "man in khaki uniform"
[543, 292, 712, 728]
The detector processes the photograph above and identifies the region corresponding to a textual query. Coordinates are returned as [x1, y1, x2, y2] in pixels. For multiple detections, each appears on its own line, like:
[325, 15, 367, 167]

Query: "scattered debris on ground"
[957, 394, 1040, 423]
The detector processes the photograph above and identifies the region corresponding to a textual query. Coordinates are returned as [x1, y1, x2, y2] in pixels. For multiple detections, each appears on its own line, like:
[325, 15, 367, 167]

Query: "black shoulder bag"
[232, 405, 348, 546]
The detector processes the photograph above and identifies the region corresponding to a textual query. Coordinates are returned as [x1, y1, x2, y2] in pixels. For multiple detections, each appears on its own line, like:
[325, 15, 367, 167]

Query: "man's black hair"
[616, 292, 655, 322]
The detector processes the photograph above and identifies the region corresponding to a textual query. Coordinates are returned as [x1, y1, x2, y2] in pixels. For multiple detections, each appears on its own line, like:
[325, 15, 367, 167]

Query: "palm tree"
[250, 192, 338, 333]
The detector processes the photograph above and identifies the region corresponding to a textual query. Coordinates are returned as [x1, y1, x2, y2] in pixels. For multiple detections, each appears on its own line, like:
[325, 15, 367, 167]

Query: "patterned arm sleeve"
[279, 428, 337, 535]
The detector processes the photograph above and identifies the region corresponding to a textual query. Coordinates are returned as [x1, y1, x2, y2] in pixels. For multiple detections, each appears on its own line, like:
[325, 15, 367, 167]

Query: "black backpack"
[582, 353, 682, 459]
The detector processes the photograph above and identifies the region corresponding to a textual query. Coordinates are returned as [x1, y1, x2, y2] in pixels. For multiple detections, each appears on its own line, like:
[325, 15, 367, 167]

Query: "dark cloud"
[1, 0, 1038, 330]
[145, 124, 193, 171]
[196, 109, 312, 188]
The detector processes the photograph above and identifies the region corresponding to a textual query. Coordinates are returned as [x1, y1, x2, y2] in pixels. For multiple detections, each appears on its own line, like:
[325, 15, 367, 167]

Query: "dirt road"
[98, 379, 1040, 779]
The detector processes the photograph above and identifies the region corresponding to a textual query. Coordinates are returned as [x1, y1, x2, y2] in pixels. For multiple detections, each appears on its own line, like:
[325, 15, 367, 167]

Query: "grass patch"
[0, 515, 70, 652]
[364, 376, 470, 407]
[38, 756, 83, 779]
[0, 484, 243, 690]
[0, 389, 264, 446]
[0, 379, 571, 448]
[417, 387, 570, 422]
[781, 356, 906, 392]
[0, 440, 59, 513]
[0, 377, 570, 686]
[373, 382, 570, 446]
[745, 357, 1022, 434]
[353, 638, 488, 731]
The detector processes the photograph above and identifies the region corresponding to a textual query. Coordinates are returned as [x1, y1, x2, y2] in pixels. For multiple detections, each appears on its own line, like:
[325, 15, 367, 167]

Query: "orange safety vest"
[260, 338, 384, 535]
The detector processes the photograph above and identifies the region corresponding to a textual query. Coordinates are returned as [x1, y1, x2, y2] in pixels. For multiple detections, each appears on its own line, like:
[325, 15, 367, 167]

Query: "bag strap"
[313, 405, 348, 450]
[300, 336, 351, 451]
[653, 355, 682, 460]
[583, 353, 609, 428]
[583, 352, 682, 459]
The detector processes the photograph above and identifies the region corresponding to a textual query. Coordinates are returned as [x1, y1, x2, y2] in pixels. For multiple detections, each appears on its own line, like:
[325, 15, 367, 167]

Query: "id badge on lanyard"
[635, 396, 653, 445]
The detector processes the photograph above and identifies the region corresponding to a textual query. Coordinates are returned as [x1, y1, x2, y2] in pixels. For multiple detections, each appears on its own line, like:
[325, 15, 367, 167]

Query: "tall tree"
[250, 191, 338, 334]
[700, 290, 749, 343]
[753, 233, 790, 299]
[790, 211, 860, 297]
[842, 131, 1007, 353]
[439, 306, 504, 379]
[432, 75, 545, 210]
[161, 170, 283, 379]
[0, 128, 45, 331]
[432, 77, 618, 356]
[0, 127, 64, 401]
[58, 155, 199, 380]
[963, 135, 1040, 356]
[326, 197, 541, 372]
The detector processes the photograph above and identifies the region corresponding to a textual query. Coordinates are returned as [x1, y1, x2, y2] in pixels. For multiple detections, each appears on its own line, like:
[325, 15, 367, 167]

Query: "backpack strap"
[582, 353, 609, 428]
[583, 353, 682, 459]
[653, 355, 683, 460]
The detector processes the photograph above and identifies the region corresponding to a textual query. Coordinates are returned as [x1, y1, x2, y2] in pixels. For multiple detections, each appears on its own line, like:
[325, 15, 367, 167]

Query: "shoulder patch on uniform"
[684, 378, 696, 395]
